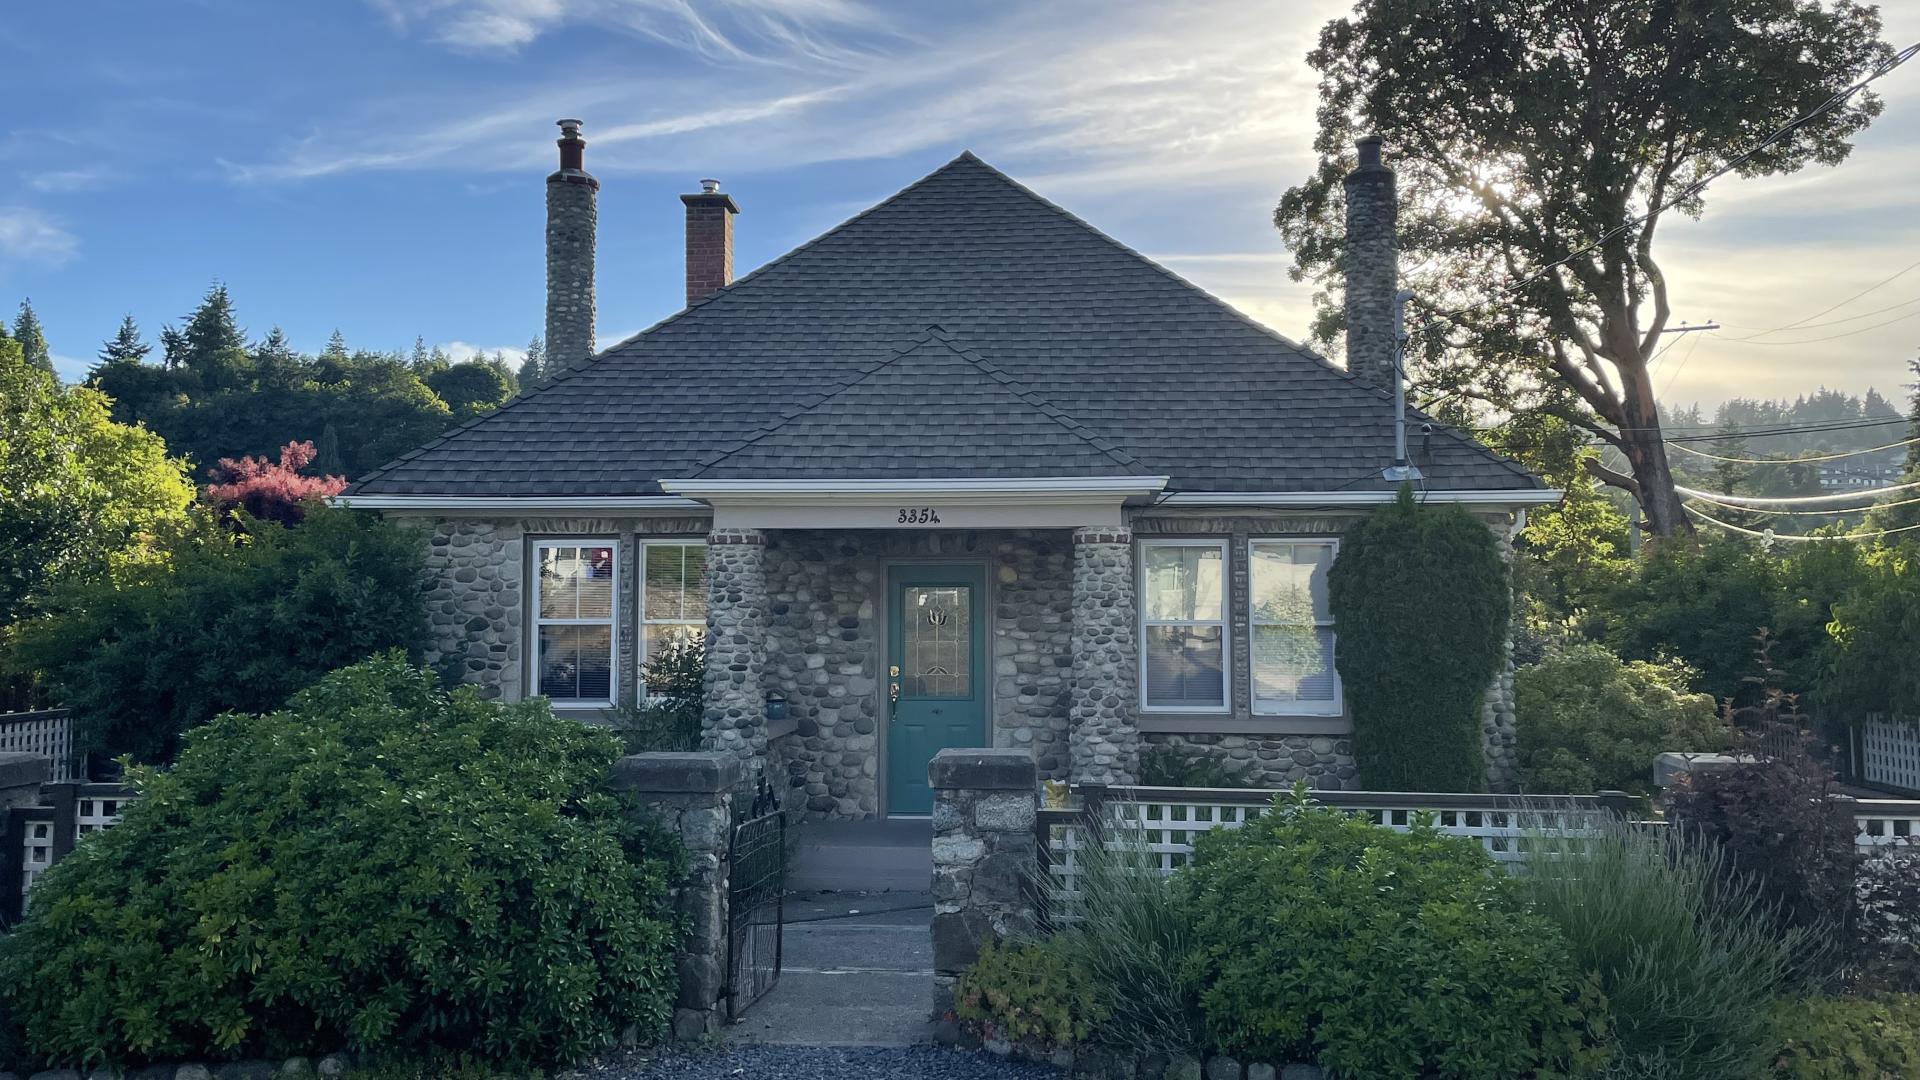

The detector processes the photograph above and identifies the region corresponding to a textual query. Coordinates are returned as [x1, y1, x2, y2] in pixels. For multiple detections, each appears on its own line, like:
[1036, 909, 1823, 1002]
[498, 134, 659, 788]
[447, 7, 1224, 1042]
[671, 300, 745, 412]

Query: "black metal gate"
[725, 785, 784, 1020]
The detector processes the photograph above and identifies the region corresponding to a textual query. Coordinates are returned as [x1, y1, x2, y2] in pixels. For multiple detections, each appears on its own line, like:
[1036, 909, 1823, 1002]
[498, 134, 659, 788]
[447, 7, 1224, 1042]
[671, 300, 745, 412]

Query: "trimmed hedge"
[1327, 486, 1509, 790]
[0, 655, 681, 1069]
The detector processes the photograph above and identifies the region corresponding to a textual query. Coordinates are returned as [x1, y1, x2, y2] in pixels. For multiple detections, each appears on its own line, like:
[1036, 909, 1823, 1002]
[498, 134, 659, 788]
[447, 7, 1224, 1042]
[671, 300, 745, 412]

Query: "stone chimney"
[545, 119, 597, 370]
[681, 179, 739, 307]
[1343, 135, 1397, 390]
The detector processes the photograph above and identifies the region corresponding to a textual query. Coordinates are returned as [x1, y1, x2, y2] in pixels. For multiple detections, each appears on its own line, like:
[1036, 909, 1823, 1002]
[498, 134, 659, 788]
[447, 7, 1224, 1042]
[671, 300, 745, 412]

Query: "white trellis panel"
[0, 711, 73, 781]
[1862, 716, 1920, 794]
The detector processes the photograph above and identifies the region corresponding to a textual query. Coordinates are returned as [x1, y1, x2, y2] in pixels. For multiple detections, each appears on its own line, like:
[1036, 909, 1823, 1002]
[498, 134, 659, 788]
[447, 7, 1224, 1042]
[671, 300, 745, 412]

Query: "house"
[339, 122, 1558, 818]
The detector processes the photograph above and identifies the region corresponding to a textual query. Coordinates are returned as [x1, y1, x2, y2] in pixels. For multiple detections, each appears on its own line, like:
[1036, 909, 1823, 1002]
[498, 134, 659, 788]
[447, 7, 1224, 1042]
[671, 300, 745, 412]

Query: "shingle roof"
[347, 152, 1541, 496]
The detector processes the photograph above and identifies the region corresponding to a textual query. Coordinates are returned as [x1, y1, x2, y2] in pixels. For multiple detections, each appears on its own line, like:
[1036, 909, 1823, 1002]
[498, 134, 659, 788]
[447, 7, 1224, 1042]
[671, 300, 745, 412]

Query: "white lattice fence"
[1855, 799, 1920, 852]
[0, 710, 73, 781]
[1041, 787, 1621, 899]
[1861, 716, 1920, 793]
[7, 782, 136, 920]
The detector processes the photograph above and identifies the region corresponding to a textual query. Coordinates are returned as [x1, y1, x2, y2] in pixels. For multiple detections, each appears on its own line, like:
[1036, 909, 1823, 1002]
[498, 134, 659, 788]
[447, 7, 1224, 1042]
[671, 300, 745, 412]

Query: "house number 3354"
[897, 507, 941, 524]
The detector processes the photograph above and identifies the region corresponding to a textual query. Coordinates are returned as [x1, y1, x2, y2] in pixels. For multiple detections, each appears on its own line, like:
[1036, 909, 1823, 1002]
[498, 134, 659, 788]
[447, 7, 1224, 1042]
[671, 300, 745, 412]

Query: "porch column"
[1069, 526, 1139, 784]
[703, 528, 769, 783]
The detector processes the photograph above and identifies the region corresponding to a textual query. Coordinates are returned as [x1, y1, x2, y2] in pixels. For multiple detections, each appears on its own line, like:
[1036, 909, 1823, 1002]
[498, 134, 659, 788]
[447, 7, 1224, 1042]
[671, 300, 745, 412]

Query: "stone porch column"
[1069, 527, 1139, 784]
[703, 528, 769, 784]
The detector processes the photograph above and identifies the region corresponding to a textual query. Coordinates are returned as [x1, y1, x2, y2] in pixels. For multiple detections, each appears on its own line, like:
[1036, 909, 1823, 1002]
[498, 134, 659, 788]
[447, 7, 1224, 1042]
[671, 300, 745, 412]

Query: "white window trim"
[1248, 537, 1344, 718]
[638, 539, 709, 700]
[1137, 538, 1232, 715]
[530, 539, 619, 709]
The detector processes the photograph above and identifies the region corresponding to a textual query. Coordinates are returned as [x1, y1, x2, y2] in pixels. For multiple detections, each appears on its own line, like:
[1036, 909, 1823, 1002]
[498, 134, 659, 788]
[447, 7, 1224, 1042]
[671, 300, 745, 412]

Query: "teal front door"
[886, 563, 989, 815]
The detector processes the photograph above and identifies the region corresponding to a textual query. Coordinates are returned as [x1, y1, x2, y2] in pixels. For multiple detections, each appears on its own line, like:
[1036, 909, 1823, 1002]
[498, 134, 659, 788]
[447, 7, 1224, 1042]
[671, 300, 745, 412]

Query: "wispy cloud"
[439, 339, 529, 366]
[0, 208, 79, 269]
[26, 167, 114, 192]
[366, 0, 883, 66]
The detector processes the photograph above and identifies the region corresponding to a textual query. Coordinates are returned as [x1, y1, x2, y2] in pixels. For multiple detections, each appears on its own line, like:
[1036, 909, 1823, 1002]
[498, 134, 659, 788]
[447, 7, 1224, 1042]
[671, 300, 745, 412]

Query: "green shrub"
[1182, 788, 1609, 1077]
[1824, 543, 1920, 716]
[7, 505, 428, 763]
[1515, 644, 1727, 795]
[1768, 995, 1920, 1079]
[1521, 814, 1813, 1079]
[0, 655, 681, 1069]
[1049, 815, 1207, 1058]
[1328, 486, 1509, 790]
[616, 643, 705, 753]
[954, 937, 1104, 1049]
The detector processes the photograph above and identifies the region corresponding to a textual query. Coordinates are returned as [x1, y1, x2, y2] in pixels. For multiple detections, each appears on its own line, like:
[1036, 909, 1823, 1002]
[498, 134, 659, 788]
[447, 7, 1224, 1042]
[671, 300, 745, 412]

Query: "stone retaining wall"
[929, 748, 1038, 1023]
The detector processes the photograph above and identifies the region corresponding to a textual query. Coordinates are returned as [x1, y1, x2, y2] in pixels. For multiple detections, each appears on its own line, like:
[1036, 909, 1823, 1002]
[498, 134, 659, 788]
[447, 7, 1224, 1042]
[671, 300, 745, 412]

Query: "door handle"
[889, 682, 900, 705]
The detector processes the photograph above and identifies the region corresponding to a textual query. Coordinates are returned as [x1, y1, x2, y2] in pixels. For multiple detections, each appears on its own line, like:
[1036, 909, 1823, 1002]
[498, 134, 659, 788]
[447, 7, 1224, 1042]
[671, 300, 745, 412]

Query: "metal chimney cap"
[699, 178, 721, 194]
[557, 118, 584, 137]
[1355, 135, 1384, 167]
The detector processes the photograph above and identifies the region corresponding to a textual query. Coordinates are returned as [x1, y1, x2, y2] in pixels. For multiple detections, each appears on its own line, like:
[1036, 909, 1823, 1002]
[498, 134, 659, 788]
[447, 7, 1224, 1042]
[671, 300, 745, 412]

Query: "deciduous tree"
[1275, 0, 1893, 535]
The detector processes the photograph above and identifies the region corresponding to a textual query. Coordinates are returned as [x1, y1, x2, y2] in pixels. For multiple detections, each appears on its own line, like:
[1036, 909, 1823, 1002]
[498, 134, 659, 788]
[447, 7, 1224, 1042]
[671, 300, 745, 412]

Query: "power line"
[1725, 257, 1920, 339]
[1423, 41, 1920, 328]
[1667, 433, 1920, 464]
[1685, 504, 1920, 542]
[1682, 490, 1920, 516]
[1674, 478, 1920, 506]
[1726, 291, 1920, 339]
[1716, 307, 1920, 346]
[1662, 416, 1908, 442]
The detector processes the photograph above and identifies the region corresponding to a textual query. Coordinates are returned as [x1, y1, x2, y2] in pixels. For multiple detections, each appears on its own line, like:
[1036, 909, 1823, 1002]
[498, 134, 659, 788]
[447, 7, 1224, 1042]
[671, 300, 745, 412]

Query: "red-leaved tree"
[204, 441, 346, 527]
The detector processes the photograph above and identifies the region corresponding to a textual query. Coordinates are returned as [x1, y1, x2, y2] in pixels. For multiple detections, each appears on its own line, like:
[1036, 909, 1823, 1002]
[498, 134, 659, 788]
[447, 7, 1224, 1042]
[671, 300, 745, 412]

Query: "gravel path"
[582, 1044, 1060, 1080]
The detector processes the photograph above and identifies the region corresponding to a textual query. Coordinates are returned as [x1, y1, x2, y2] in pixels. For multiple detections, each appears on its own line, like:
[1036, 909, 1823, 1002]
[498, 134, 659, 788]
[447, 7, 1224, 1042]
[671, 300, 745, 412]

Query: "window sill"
[1138, 713, 1352, 736]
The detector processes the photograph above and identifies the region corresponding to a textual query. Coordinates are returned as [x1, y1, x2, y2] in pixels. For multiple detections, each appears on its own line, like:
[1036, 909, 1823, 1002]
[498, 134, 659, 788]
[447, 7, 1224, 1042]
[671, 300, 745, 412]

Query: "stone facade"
[1142, 732, 1355, 790]
[703, 529, 770, 783]
[1481, 530, 1521, 792]
[929, 748, 1039, 1021]
[761, 529, 1075, 819]
[1069, 528, 1139, 784]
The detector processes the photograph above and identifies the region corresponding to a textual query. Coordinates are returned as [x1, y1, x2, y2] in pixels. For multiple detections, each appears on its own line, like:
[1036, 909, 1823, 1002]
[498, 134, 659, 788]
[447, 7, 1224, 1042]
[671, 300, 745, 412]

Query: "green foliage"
[1048, 818, 1207, 1058]
[1824, 543, 1920, 716]
[1182, 789, 1609, 1077]
[13, 298, 52, 373]
[1521, 815, 1812, 1079]
[1273, 0, 1891, 534]
[1768, 996, 1920, 1079]
[954, 937, 1105, 1050]
[7, 505, 428, 763]
[1327, 487, 1509, 790]
[0, 656, 681, 1069]
[616, 644, 706, 754]
[1604, 538, 1778, 703]
[1137, 747, 1261, 790]
[0, 346, 194, 641]
[425, 361, 515, 422]
[1515, 644, 1726, 795]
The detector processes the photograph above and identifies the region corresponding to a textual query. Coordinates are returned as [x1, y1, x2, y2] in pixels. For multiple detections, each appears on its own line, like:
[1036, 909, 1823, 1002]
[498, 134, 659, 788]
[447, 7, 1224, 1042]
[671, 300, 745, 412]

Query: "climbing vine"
[1327, 487, 1509, 790]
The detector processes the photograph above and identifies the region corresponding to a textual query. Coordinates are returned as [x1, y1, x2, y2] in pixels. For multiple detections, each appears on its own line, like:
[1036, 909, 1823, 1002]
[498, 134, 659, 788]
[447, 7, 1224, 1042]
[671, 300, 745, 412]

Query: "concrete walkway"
[727, 819, 939, 1046]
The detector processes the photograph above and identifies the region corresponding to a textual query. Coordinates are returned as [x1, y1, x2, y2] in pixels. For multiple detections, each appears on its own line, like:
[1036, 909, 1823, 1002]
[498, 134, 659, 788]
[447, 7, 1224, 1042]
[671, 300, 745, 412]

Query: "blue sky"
[3, 0, 1918, 408]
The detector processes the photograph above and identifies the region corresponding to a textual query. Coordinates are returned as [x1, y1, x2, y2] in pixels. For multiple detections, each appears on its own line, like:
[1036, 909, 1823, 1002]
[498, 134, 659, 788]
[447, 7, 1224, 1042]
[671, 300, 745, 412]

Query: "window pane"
[539, 624, 612, 702]
[644, 622, 704, 663]
[1143, 546, 1224, 622]
[903, 585, 971, 697]
[1144, 624, 1224, 708]
[1251, 542, 1333, 624]
[645, 544, 708, 621]
[1253, 625, 1337, 706]
[540, 545, 614, 620]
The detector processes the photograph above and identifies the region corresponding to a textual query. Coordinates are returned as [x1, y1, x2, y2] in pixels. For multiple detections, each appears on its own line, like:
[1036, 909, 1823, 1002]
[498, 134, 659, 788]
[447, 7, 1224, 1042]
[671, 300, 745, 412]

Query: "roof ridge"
[688, 323, 1146, 477]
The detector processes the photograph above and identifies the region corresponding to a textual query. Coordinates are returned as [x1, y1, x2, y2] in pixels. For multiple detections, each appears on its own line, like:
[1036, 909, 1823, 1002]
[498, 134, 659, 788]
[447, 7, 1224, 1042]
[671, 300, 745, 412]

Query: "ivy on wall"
[1328, 487, 1509, 791]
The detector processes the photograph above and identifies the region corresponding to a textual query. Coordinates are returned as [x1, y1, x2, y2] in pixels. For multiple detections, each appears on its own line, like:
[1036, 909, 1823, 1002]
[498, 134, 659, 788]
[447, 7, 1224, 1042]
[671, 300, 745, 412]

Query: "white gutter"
[332, 494, 709, 512]
[1157, 489, 1563, 508]
[658, 476, 1170, 501]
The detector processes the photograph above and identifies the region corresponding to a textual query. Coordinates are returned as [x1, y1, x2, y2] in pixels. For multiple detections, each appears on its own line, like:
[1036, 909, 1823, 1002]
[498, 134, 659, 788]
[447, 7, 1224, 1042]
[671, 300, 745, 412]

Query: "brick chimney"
[681, 179, 739, 306]
[1343, 135, 1397, 390]
[545, 119, 597, 371]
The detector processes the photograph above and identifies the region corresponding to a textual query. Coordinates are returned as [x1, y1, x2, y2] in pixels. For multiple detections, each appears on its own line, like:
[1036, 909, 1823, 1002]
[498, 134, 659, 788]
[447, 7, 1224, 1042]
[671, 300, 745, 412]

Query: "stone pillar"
[1069, 527, 1139, 784]
[703, 529, 769, 785]
[545, 119, 598, 372]
[609, 751, 743, 1040]
[1343, 135, 1398, 390]
[930, 748, 1038, 1021]
[1482, 526, 1520, 792]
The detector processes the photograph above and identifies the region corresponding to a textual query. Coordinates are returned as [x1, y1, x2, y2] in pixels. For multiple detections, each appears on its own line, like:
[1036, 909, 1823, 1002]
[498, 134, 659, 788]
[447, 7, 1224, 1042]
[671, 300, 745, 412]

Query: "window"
[1139, 540, 1229, 711]
[641, 541, 708, 676]
[1249, 539, 1341, 715]
[533, 541, 617, 706]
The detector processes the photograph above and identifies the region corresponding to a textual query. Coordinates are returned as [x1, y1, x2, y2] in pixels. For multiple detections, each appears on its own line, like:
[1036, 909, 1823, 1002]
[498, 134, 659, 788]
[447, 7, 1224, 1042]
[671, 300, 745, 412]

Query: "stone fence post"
[609, 751, 742, 1040]
[0, 753, 50, 926]
[930, 748, 1039, 1021]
